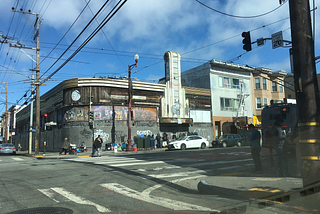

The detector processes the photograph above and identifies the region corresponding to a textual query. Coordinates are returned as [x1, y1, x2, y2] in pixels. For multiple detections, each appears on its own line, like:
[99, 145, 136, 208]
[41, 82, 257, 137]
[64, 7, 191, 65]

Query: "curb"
[197, 179, 320, 212]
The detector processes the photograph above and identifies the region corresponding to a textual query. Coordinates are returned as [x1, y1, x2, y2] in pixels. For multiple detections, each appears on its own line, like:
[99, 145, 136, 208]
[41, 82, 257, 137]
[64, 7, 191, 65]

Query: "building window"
[285, 81, 292, 88]
[262, 78, 267, 90]
[263, 97, 268, 107]
[232, 78, 240, 89]
[255, 78, 261, 89]
[272, 81, 277, 92]
[220, 97, 233, 111]
[233, 99, 239, 111]
[288, 94, 292, 98]
[256, 97, 262, 109]
[279, 81, 283, 92]
[219, 76, 231, 88]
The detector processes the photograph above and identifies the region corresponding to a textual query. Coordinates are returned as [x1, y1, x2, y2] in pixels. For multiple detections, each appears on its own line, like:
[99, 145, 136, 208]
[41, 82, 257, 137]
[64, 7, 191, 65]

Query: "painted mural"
[92, 106, 157, 121]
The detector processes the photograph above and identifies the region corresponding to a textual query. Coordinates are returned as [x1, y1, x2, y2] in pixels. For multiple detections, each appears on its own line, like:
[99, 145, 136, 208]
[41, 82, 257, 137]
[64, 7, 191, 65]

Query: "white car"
[168, 135, 209, 150]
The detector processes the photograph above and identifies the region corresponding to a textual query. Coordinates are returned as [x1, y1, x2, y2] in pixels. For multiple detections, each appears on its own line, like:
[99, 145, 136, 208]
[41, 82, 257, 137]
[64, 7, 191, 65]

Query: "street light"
[127, 53, 139, 151]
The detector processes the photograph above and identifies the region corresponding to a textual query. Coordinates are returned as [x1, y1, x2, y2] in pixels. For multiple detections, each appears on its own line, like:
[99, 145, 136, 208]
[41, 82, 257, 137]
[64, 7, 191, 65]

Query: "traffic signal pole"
[289, 0, 320, 187]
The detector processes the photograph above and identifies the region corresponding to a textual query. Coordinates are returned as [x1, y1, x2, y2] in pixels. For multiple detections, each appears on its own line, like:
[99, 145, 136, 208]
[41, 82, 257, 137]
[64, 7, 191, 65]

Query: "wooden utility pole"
[0, 82, 8, 143]
[12, 9, 41, 155]
[289, 0, 320, 187]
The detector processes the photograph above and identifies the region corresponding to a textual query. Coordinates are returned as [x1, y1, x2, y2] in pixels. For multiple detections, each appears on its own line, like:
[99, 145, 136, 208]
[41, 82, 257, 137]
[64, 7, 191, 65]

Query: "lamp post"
[127, 53, 139, 151]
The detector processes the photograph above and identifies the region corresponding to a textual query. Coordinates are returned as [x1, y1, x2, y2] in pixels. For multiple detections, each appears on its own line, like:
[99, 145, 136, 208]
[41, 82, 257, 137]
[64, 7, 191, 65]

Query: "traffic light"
[89, 111, 94, 120]
[242, 31, 252, 51]
[44, 113, 48, 123]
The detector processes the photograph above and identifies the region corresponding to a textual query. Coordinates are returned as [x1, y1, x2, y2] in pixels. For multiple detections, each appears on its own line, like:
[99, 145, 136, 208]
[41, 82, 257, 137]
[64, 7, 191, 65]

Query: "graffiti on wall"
[137, 130, 153, 137]
[92, 106, 157, 121]
[63, 106, 89, 122]
[94, 129, 110, 142]
[193, 128, 212, 141]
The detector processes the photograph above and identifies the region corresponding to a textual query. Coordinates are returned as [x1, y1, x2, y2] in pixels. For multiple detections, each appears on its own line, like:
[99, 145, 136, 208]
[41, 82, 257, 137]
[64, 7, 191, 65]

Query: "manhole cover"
[7, 207, 73, 214]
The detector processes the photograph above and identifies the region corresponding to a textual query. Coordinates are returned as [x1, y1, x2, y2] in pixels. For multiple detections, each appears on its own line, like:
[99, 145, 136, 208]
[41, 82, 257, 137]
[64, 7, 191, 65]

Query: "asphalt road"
[1, 146, 319, 214]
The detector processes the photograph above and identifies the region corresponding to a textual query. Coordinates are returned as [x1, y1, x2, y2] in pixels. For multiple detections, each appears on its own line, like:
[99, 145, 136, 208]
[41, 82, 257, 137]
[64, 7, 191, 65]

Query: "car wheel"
[237, 141, 242, 147]
[222, 142, 227, 148]
[181, 144, 186, 150]
[201, 143, 206, 149]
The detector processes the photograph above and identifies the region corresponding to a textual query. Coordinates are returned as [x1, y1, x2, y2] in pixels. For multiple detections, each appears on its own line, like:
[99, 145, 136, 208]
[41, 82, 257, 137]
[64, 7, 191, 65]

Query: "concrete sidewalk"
[15, 147, 167, 159]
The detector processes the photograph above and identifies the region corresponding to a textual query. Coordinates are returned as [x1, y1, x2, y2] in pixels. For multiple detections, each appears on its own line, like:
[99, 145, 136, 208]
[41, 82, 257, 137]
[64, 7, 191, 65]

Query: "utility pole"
[12, 9, 41, 155]
[29, 74, 34, 154]
[0, 82, 8, 143]
[289, 0, 320, 187]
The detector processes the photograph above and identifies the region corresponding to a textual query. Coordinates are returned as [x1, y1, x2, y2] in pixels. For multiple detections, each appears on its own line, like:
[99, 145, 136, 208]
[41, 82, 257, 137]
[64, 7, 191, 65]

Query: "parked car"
[168, 135, 209, 150]
[0, 143, 17, 155]
[212, 134, 243, 148]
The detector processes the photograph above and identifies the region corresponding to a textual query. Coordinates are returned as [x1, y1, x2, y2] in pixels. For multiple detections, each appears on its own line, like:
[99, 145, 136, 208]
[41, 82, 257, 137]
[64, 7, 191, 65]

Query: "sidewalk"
[16, 147, 167, 159]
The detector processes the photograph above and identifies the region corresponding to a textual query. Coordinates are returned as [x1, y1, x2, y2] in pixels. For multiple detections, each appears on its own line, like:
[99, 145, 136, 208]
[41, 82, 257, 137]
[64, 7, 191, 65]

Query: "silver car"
[0, 143, 17, 155]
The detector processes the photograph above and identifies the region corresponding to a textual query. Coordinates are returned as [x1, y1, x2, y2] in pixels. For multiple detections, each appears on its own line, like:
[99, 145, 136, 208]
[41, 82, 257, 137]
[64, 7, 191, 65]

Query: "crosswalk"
[38, 155, 253, 212]
[0, 156, 25, 161]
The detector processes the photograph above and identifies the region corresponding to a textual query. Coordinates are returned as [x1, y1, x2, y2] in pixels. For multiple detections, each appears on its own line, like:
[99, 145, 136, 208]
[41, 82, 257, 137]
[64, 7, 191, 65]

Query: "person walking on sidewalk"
[272, 119, 289, 177]
[92, 135, 102, 157]
[59, 138, 69, 155]
[248, 124, 262, 173]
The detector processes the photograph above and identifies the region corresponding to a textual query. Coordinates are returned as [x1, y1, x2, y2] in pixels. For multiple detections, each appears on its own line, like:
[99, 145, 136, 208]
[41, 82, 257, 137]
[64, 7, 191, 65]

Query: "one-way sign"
[272, 31, 283, 49]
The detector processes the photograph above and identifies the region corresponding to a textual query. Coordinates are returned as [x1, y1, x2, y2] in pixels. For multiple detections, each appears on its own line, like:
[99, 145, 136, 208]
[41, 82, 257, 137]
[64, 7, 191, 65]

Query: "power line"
[42, 0, 127, 82]
[40, 0, 92, 65]
[40, 0, 112, 79]
[195, 0, 288, 19]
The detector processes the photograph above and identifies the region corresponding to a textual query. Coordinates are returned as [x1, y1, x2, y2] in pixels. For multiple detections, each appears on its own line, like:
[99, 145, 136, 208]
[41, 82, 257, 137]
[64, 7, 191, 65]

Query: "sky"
[0, 0, 319, 112]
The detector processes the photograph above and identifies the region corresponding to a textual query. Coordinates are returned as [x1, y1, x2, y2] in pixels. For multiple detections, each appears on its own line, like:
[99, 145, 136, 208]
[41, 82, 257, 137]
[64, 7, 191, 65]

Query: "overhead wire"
[42, 0, 128, 82]
[40, 0, 92, 65]
[195, 0, 288, 19]
[40, 0, 113, 79]
[85, 0, 125, 68]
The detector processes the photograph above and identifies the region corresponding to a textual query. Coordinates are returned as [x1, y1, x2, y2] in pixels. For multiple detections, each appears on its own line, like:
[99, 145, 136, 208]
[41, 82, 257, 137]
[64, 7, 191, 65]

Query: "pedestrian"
[59, 138, 69, 155]
[156, 134, 161, 148]
[92, 135, 102, 157]
[248, 124, 262, 173]
[272, 119, 289, 177]
[162, 133, 167, 148]
[150, 134, 155, 149]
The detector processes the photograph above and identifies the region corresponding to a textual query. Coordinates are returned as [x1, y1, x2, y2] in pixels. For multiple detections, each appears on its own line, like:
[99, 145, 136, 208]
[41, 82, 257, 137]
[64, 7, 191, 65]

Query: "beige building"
[251, 68, 288, 125]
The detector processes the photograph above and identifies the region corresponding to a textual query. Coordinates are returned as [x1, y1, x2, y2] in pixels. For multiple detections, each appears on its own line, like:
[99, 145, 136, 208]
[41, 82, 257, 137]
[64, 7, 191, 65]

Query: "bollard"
[114, 144, 117, 153]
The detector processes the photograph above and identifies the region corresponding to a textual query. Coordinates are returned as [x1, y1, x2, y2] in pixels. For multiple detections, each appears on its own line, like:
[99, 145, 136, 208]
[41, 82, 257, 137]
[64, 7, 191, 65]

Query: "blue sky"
[0, 0, 319, 112]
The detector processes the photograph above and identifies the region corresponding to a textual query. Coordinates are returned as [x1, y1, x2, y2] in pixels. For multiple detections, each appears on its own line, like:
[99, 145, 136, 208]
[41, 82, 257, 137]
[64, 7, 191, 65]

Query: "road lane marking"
[12, 157, 24, 161]
[101, 183, 214, 211]
[109, 160, 166, 167]
[51, 187, 110, 213]
[142, 175, 207, 196]
[38, 189, 60, 202]
[140, 170, 207, 179]
[216, 166, 241, 170]
[252, 178, 282, 181]
[39, 187, 110, 212]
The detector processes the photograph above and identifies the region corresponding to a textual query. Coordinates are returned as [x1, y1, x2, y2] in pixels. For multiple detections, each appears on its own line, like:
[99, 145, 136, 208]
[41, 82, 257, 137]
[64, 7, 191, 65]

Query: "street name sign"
[272, 31, 283, 49]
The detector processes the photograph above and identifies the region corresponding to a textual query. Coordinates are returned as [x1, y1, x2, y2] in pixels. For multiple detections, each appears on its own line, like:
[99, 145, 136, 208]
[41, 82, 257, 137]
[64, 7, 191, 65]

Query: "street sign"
[272, 31, 283, 49]
[257, 38, 265, 46]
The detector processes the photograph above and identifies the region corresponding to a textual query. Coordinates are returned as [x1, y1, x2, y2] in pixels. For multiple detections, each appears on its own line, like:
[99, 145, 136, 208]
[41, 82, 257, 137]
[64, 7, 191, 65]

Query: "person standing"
[156, 134, 161, 148]
[59, 138, 69, 155]
[248, 124, 262, 173]
[92, 135, 102, 157]
[272, 119, 288, 177]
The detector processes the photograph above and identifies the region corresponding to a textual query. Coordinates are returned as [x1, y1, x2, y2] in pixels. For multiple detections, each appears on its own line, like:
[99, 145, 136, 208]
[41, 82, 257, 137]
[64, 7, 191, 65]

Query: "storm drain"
[7, 207, 73, 214]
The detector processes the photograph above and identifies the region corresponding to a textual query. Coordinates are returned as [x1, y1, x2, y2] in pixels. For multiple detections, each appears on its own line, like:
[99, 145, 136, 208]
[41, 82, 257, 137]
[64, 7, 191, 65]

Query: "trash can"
[144, 137, 150, 148]
[137, 137, 144, 149]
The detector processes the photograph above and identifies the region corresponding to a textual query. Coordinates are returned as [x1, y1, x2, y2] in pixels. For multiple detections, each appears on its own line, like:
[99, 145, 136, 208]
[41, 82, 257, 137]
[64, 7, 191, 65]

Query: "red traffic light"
[242, 31, 252, 51]
[44, 113, 48, 117]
